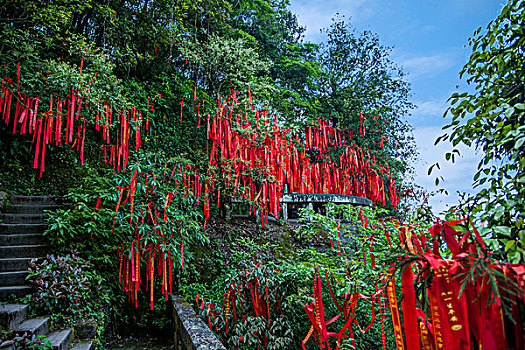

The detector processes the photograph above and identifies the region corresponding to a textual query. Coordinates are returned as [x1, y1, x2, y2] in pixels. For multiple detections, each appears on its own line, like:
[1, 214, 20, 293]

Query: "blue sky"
[287, 0, 506, 215]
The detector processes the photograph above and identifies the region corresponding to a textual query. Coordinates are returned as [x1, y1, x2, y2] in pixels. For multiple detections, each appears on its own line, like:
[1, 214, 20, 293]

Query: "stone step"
[0, 286, 32, 299]
[48, 328, 72, 350]
[0, 213, 47, 224]
[0, 304, 29, 329]
[8, 196, 61, 205]
[73, 322, 97, 340]
[0, 223, 47, 234]
[0, 244, 49, 258]
[0, 257, 35, 272]
[0, 270, 29, 286]
[14, 316, 49, 336]
[0, 233, 44, 246]
[69, 341, 93, 350]
[1, 204, 61, 214]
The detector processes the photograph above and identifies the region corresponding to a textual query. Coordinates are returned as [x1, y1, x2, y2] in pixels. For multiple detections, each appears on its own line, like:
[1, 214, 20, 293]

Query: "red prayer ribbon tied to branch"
[113, 162, 202, 310]
[301, 266, 363, 350]
[202, 91, 399, 229]
[298, 217, 525, 350]
[196, 262, 284, 349]
[1, 62, 155, 177]
[388, 221, 525, 350]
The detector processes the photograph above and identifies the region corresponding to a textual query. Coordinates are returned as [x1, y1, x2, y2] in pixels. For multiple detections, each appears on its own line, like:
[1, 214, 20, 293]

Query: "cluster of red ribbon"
[201, 92, 398, 228]
[0, 62, 154, 176]
[196, 262, 284, 349]
[118, 239, 174, 310]
[299, 218, 525, 350]
[301, 266, 370, 350]
[388, 220, 525, 350]
[110, 162, 201, 310]
[300, 239, 388, 350]
[2, 61, 398, 226]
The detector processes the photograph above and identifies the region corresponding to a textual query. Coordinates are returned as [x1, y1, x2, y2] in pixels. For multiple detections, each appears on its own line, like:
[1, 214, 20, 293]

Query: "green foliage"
[46, 153, 205, 264]
[24, 251, 111, 333]
[223, 262, 295, 349]
[188, 204, 400, 349]
[44, 153, 205, 335]
[2, 333, 52, 350]
[232, 315, 293, 350]
[316, 16, 416, 177]
[181, 34, 272, 99]
[436, 0, 525, 262]
[1, 0, 417, 343]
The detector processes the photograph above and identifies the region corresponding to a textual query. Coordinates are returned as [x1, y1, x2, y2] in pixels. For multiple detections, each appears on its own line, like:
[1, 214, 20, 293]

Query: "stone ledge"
[280, 193, 372, 206]
[170, 295, 226, 350]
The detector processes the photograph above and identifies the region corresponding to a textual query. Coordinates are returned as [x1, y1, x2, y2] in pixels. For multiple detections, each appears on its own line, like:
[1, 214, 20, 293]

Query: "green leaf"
[434, 134, 448, 145]
[514, 136, 525, 150]
[428, 162, 440, 175]
[493, 225, 511, 237]
[516, 217, 524, 229]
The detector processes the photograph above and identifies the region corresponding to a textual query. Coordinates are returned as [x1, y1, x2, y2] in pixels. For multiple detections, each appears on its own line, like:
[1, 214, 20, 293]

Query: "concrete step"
[48, 328, 72, 350]
[1, 204, 61, 214]
[0, 304, 29, 329]
[0, 233, 44, 246]
[0, 285, 32, 299]
[0, 257, 35, 272]
[69, 341, 93, 350]
[14, 316, 49, 336]
[9, 196, 61, 205]
[0, 270, 29, 286]
[0, 244, 49, 258]
[0, 223, 47, 234]
[73, 322, 97, 340]
[0, 213, 47, 224]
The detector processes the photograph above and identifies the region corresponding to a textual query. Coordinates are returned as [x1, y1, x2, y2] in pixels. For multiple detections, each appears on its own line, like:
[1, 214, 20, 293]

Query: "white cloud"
[413, 126, 481, 216]
[288, 0, 370, 42]
[400, 53, 456, 80]
[415, 100, 447, 117]
[409, 98, 450, 128]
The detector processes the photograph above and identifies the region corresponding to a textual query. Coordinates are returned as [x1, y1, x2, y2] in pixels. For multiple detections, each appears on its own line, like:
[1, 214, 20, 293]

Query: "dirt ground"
[104, 336, 173, 350]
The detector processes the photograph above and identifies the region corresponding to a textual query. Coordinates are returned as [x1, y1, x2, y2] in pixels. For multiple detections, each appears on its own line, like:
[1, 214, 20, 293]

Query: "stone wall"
[170, 295, 226, 350]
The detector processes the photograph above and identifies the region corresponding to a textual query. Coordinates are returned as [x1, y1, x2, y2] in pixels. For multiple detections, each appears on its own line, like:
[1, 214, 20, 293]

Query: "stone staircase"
[0, 195, 96, 349]
[0, 195, 60, 300]
[0, 304, 94, 350]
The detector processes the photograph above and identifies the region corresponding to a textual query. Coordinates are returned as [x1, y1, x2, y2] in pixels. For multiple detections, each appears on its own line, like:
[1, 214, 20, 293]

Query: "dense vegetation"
[1, 0, 524, 349]
[434, 0, 525, 263]
[0, 0, 416, 196]
[0, 0, 415, 343]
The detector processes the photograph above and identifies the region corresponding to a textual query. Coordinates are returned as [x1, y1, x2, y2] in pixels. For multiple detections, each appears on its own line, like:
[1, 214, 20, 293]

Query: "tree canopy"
[0, 0, 415, 212]
[437, 0, 525, 262]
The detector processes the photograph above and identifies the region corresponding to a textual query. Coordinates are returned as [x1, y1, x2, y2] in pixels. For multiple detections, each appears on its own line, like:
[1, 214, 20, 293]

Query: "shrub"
[0, 332, 52, 350]
[24, 251, 111, 329]
[190, 204, 400, 349]
[43, 154, 206, 337]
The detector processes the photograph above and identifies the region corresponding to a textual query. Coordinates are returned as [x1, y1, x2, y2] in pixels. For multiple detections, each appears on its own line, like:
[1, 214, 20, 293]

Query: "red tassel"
[68, 93, 75, 143]
[179, 98, 184, 123]
[33, 118, 42, 169]
[401, 264, 421, 350]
